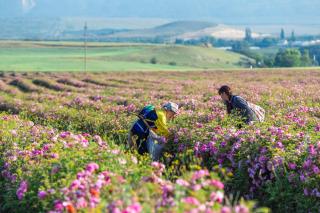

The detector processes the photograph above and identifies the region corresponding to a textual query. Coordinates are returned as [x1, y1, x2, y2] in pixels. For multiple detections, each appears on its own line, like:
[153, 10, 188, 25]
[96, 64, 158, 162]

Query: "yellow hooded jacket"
[153, 109, 169, 137]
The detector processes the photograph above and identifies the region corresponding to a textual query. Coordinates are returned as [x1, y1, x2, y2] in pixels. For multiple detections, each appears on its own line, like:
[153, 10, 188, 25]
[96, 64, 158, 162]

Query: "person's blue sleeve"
[233, 96, 255, 123]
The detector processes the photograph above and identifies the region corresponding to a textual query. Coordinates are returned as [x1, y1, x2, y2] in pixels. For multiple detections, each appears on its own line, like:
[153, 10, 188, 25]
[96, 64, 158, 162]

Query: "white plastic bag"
[147, 130, 164, 161]
[248, 102, 265, 122]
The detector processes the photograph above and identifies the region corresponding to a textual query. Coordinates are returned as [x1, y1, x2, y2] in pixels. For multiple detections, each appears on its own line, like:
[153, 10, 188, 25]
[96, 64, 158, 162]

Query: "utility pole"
[84, 22, 88, 73]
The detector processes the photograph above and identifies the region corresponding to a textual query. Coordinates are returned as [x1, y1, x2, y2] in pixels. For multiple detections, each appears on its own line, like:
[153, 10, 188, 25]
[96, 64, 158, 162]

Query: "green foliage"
[150, 57, 158, 64]
[300, 49, 313, 67]
[257, 38, 278, 48]
[274, 48, 314, 67]
[274, 48, 301, 67]
[301, 45, 320, 66]
[232, 41, 250, 53]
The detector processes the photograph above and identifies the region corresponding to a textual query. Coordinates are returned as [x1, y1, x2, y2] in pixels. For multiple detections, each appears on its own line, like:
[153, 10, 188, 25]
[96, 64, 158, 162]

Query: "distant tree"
[150, 57, 158, 64]
[263, 56, 275, 67]
[300, 49, 313, 67]
[214, 39, 235, 47]
[175, 39, 184, 44]
[153, 36, 166, 43]
[280, 28, 285, 40]
[257, 37, 278, 48]
[199, 36, 216, 44]
[232, 41, 250, 53]
[290, 30, 296, 42]
[245, 27, 253, 42]
[302, 45, 320, 65]
[274, 48, 301, 67]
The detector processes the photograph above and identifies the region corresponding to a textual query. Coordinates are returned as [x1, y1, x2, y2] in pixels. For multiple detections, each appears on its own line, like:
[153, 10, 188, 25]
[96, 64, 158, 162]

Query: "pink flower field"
[0, 69, 319, 212]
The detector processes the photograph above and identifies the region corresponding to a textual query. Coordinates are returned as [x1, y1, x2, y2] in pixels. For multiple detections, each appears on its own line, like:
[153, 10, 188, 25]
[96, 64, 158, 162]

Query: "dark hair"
[218, 85, 232, 97]
[218, 85, 233, 114]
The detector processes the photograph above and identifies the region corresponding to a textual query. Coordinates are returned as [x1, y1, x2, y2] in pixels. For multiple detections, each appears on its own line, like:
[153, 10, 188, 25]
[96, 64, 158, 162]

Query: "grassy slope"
[0, 41, 248, 72]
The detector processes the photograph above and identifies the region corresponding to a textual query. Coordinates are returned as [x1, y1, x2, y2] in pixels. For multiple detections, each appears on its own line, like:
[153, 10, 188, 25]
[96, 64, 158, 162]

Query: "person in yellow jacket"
[153, 107, 173, 137]
[128, 102, 179, 161]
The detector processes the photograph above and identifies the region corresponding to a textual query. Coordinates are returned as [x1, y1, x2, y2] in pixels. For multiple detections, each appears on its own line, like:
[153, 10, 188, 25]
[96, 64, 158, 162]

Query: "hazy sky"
[1, 0, 320, 24]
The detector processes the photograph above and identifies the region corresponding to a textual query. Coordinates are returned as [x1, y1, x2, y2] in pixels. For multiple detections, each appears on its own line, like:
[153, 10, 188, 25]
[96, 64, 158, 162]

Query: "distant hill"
[102, 21, 218, 39]
[88, 21, 270, 41]
[152, 21, 217, 35]
[0, 17, 170, 40]
[0, 18, 317, 41]
[0, 18, 234, 40]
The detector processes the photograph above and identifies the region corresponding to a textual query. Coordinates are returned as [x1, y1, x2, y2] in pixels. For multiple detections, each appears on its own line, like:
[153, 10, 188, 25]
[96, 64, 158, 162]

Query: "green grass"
[0, 41, 250, 72]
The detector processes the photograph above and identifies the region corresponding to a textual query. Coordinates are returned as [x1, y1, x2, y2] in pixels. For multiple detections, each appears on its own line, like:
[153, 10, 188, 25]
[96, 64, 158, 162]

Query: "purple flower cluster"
[193, 122, 320, 200]
[16, 180, 28, 200]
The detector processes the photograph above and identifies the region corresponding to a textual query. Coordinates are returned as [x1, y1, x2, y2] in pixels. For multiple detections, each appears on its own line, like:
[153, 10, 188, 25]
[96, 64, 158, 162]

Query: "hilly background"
[1, 0, 320, 40]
